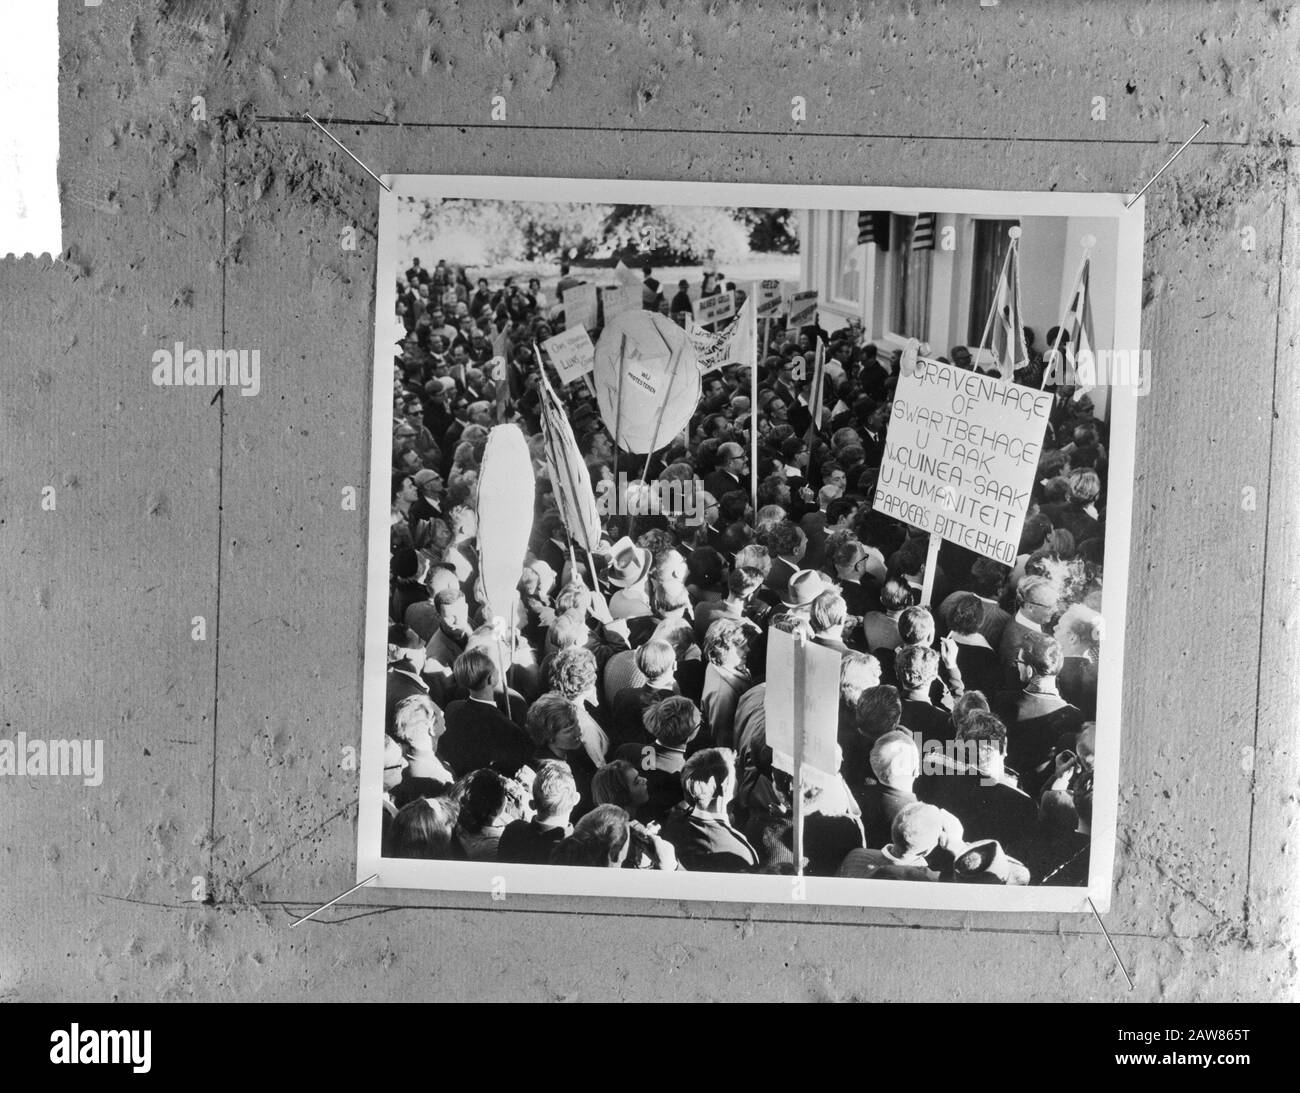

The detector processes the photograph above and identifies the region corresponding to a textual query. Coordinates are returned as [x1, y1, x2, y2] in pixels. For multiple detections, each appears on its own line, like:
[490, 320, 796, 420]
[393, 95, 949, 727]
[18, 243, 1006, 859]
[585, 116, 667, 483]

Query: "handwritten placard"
[755, 279, 785, 318]
[542, 326, 596, 385]
[696, 290, 737, 327]
[787, 289, 818, 328]
[562, 283, 599, 332]
[873, 357, 1051, 564]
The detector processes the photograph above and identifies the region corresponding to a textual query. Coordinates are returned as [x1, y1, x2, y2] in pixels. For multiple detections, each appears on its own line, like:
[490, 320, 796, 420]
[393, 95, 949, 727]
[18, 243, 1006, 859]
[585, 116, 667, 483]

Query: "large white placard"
[873, 357, 1052, 564]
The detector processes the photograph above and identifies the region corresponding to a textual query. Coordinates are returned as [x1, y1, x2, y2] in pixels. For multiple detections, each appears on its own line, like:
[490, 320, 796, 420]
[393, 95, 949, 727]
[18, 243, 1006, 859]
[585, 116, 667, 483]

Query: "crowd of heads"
[383, 250, 1104, 884]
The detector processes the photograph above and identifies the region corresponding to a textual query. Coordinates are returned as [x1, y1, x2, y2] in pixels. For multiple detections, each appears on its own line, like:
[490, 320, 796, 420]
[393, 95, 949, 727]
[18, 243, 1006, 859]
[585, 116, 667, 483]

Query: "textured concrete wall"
[1, 0, 1296, 1002]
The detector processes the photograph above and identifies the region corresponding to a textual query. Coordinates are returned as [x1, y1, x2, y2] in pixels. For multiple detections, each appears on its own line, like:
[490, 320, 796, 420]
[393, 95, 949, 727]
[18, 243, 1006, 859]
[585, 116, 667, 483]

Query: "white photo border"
[360, 174, 1143, 914]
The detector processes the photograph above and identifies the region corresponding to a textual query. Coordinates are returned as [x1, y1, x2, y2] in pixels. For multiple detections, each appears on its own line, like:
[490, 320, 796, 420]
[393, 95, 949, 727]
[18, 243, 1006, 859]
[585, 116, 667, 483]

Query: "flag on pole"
[912, 213, 936, 251]
[808, 340, 826, 432]
[856, 211, 890, 250]
[984, 231, 1030, 380]
[687, 294, 754, 374]
[535, 360, 602, 556]
[1054, 255, 1096, 396]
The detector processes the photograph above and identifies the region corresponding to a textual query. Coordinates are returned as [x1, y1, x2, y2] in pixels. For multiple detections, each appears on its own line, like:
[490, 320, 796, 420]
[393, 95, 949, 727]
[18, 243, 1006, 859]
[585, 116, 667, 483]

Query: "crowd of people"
[384, 251, 1105, 885]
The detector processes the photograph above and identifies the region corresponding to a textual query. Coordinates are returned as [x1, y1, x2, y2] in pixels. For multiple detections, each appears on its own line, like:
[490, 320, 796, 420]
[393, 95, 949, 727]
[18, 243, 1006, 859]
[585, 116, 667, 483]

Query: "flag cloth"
[912, 213, 936, 251]
[984, 238, 1030, 380]
[808, 340, 826, 431]
[688, 294, 753, 374]
[1047, 256, 1096, 396]
[535, 357, 602, 554]
[856, 211, 890, 250]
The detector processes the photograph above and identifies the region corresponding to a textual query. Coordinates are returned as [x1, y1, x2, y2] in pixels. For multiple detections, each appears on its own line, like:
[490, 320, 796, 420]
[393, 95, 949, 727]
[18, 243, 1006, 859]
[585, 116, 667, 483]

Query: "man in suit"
[660, 748, 759, 872]
[439, 647, 533, 779]
[832, 539, 884, 619]
[608, 640, 679, 752]
[497, 760, 580, 864]
[994, 631, 1085, 791]
[762, 521, 807, 601]
[704, 442, 749, 506]
[854, 730, 920, 849]
[944, 592, 1002, 697]
[385, 625, 438, 732]
[896, 646, 954, 748]
[913, 711, 1037, 862]
[997, 575, 1059, 687]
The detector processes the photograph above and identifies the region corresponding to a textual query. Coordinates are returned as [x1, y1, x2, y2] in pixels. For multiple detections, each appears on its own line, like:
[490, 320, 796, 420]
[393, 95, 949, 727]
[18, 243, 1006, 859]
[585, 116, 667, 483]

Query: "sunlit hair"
[642, 695, 701, 748]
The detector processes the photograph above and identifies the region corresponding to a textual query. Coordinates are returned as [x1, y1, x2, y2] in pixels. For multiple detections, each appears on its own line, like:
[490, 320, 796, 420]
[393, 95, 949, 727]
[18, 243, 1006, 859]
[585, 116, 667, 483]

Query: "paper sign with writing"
[601, 284, 643, 323]
[592, 310, 699, 453]
[787, 289, 818, 328]
[695, 290, 737, 327]
[562, 283, 599, 332]
[541, 326, 596, 384]
[756, 279, 785, 318]
[872, 357, 1052, 565]
[765, 629, 842, 783]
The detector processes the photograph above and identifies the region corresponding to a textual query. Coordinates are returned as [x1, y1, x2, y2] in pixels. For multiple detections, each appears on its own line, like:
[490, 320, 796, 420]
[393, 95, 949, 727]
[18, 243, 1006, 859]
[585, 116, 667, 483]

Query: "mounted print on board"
[363, 174, 1142, 913]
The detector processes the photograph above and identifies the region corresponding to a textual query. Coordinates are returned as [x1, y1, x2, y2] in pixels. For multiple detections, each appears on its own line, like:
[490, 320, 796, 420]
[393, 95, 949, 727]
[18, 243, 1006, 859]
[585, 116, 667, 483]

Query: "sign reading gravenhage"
[873, 357, 1052, 564]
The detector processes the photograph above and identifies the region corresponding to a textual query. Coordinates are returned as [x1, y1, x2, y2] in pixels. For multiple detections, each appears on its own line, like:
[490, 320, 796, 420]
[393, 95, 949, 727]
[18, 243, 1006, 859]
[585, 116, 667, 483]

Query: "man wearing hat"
[781, 568, 834, 620]
[410, 468, 445, 526]
[604, 536, 653, 621]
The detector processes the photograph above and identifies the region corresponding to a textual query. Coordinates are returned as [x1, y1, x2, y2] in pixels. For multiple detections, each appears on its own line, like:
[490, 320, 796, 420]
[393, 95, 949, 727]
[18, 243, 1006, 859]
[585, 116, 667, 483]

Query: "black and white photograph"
[8, 0, 1295, 1029]
[360, 176, 1141, 911]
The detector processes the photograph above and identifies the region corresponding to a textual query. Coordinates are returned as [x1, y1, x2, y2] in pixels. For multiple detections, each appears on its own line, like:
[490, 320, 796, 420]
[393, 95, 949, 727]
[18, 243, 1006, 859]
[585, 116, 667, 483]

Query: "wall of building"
[1, 0, 1296, 1002]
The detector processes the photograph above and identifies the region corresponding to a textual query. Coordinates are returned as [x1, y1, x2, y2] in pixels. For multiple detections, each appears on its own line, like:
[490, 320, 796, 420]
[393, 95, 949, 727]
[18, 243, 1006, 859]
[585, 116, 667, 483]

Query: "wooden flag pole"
[638, 340, 685, 484]
[792, 627, 807, 878]
[613, 333, 628, 459]
[920, 531, 941, 609]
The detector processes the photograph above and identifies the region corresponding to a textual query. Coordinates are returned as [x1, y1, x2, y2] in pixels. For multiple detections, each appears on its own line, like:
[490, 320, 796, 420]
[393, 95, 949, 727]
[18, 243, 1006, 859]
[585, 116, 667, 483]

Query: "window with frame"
[828, 210, 864, 307]
[890, 214, 933, 340]
[967, 218, 1019, 346]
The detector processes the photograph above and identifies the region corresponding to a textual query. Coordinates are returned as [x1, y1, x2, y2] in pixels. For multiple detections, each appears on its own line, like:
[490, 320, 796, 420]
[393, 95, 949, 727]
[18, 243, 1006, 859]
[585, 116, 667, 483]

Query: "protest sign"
[872, 356, 1052, 565]
[541, 326, 596, 385]
[601, 283, 642, 323]
[593, 310, 699, 453]
[562, 283, 599, 331]
[787, 289, 818, 328]
[755, 279, 785, 317]
[765, 627, 841, 784]
[696, 290, 736, 327]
